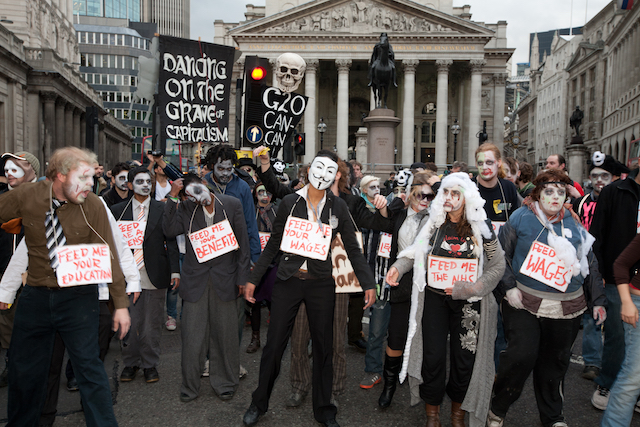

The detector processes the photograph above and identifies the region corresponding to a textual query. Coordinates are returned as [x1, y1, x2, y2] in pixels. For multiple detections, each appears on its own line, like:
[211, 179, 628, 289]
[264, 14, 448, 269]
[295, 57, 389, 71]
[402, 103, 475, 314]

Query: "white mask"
[4, 160, 24, 179]
[539, 184, 566, 216]
[115, 171, 128, 191]
[308, 156, 338, 191]
[185, 183, 212, 206]
[132, 172, 152, 197]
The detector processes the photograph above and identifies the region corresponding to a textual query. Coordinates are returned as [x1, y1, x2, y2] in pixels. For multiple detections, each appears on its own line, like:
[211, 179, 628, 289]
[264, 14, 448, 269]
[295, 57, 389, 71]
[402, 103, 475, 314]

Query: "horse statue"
[368, 33, 397, 109]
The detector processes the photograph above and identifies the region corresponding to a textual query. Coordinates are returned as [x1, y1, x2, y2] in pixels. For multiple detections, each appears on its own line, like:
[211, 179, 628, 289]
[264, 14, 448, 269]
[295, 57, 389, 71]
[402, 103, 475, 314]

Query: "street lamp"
[317, 117, 327, 148]
[451, 119, 461, 162]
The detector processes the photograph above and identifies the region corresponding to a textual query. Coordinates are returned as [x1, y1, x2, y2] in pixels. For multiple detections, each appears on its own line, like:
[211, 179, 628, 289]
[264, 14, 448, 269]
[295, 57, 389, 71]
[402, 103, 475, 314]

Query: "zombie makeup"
[589, 167, 612, 194]
[443, 185, 465, 213]
[308, 156, 338, 191]
[411, 184, 435, 211]
[185, 183, 212, 206]
[476, 151, 499, 182]
[240, 165, 256, 179]
[115, 171, 129, 191]
[256, 185, 272, 206]
[132, 172, 152, 197]
[213, 159, 234, 185]
[365, 180, 381, 199]
[63, 162, 95, 204]
[539, 184, 567, 216]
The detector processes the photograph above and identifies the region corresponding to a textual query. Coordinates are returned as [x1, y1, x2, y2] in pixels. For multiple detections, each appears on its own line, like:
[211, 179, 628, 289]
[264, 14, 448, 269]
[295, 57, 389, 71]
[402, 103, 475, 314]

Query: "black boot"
[378, 355, 402, 408]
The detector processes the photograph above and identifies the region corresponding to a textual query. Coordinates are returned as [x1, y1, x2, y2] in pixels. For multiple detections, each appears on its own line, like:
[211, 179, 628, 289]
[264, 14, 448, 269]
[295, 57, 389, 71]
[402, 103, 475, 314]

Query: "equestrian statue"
[368, 33, 397, 109]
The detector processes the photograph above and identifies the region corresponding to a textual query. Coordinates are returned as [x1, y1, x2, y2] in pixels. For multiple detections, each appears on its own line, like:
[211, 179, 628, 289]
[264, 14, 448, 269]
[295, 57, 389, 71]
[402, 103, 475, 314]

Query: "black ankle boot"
[378, 354, 402, 408]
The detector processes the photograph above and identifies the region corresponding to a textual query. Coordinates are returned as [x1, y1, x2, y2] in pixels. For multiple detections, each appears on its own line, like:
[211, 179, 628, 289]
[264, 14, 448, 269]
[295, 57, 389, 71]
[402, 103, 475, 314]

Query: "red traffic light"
[251, 67, 266, 81]
[296, 134, 303, 143]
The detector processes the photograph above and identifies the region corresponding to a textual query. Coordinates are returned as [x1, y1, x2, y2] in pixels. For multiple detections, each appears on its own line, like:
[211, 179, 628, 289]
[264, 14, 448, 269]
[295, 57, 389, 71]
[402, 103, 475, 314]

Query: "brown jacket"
[0, 180, 128, 309]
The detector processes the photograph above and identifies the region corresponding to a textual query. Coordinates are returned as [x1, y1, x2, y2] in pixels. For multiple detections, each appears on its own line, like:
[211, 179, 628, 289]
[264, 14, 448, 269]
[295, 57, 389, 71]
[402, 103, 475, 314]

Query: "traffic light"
[478, 120, 488, 144]
[294, 132, 305, 156]
[243, 56, 269, 147]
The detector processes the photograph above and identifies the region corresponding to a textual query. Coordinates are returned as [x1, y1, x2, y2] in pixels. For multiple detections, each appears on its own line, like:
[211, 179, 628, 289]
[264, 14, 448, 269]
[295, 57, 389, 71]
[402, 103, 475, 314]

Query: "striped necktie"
[134, 205, 145, 270]
[45, 200, 66, 269]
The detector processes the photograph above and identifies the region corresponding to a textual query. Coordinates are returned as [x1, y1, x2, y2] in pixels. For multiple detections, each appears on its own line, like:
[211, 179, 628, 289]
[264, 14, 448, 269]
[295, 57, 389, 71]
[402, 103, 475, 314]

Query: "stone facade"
[215, 0, 513, 170]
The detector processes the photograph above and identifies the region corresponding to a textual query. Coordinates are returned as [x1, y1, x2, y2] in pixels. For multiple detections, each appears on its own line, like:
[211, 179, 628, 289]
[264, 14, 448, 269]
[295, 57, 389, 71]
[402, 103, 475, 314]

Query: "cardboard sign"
[519, 241, 572, 292]
[427, 255, 478, 290]
[117, 221, 145, 249]
[491, 221, 506, 237]
[280, 216, 331, 261]
[331, 233, 362, 293]
[259, 231, 271, 252]
[188, 219, 238, 263]
[56, 244, 112, 287]
[377, 232, 392, 258]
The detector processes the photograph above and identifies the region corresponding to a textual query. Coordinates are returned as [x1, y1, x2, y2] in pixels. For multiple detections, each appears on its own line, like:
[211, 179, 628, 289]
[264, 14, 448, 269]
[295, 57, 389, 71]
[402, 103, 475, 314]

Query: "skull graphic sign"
[275, 53, 306, 93]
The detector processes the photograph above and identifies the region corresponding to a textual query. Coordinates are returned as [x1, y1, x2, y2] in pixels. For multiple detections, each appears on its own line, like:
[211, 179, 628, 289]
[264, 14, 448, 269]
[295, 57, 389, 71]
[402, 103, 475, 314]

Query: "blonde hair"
[46, 147, 98, 180]
[359, 175, 380, 192]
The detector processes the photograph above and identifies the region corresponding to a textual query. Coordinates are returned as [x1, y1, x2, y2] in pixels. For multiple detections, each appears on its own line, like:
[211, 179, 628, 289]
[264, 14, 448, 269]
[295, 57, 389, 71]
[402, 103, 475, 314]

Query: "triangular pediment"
[565, 42, 603, 70]
[229, 0, 495, 38]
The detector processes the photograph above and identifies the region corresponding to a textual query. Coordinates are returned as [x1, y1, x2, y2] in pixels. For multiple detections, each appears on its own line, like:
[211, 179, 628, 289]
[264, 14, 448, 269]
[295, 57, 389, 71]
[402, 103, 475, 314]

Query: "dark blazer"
[162, 195, 250, 303]
[111, 198, 180, 290]
[249, 189, 375, 290]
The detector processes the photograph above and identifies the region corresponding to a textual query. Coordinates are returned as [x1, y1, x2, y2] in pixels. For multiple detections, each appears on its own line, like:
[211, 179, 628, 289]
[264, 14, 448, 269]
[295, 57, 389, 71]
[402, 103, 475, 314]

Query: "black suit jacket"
[249, 189, 375, 290]
[162, 195, 250, 303]
[111, 198, 180, 290]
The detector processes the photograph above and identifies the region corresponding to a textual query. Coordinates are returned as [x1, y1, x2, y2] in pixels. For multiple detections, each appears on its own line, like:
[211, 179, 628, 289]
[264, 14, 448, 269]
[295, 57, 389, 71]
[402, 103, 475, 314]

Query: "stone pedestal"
[364, 108, 401, 178]
[567, 143, 589, 185]
[355, 127, 368, 170]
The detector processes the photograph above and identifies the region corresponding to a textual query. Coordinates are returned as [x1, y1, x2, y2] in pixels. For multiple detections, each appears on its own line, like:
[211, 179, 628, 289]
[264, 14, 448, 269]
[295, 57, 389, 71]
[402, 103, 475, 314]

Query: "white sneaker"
[239, 364, 248, 380]
[201, 359, 209, 377]
[552, 422, 568, 427]
[486, 409, 504, 427]
[165, 316, 177, 331]
[591, 386, 610, 410]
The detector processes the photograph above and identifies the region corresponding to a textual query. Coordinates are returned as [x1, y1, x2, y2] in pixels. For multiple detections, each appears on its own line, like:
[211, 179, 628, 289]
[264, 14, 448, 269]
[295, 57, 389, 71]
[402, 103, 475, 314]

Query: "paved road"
[1, 309, 639, 427]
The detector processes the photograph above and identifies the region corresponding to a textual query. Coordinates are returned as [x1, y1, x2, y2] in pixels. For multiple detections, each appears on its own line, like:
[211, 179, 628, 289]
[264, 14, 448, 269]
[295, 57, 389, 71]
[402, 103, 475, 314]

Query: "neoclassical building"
[214, 0, 513, 167]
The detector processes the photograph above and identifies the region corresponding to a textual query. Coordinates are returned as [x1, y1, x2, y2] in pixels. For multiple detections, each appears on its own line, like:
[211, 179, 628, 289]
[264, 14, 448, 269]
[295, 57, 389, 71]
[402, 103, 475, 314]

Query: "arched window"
[421, 121, 430, 144]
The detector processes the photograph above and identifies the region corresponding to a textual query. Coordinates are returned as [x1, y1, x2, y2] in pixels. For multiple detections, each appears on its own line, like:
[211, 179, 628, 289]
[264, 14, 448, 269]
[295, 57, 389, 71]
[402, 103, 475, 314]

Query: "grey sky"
[190, 0, 611, 75]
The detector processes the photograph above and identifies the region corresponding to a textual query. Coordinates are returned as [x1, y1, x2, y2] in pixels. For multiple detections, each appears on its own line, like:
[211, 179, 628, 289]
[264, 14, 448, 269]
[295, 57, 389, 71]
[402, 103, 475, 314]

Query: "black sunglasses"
[415, 192, 435, 201]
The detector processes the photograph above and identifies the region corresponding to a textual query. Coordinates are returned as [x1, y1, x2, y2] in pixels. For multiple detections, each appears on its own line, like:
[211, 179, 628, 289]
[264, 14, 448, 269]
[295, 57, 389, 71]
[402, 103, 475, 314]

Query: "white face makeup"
[589, 167, 612, 194]
[214, 159, 234, 185]
[63, 162, 95, 204]
[411, 184, 434, 211]
[132, 172, 152, 197]
[365, 180, 381, 199]
[4, 159, 25, 187]
[115, 171, 129, 191]
[476, 151, 499, 182]
[442, 185, 465, 213]
[505, 167, 518, 184]
[256, 185, 272, 206]
[185, 182, 212, 206]
[308, 156, 338, 191]
[539, 184, 567, 216]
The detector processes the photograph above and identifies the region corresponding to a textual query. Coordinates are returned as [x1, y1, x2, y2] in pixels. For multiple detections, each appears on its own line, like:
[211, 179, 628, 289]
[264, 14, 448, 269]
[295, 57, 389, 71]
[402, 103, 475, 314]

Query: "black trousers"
[491, 301, 581, 427]
[251, 276, 337, 423]
[387, 300, 411, 351]
[347, 292, 365, 343]
[419, 290, 480, 405]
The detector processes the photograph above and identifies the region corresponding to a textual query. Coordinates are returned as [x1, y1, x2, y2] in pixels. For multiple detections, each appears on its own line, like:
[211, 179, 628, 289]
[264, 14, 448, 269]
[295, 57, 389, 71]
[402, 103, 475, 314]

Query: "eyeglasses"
[415, 192, 435, 201]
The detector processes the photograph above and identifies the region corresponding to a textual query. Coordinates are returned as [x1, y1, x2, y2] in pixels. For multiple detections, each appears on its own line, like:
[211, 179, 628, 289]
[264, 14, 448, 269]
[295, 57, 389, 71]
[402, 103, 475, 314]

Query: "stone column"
[65, 103, 74, 147]
[355, 127, 368, 168]
[270, 58, 278, 88]
[402, 59, 419, 167]
[435, 59, 452, 169]
[456, 81, 465, 161]
[73, 108, 82, 147]
[467, 59, 485, 166]
[567, 144, 589, 184]
[42, 92, 57, 161]
[335, 59, 351, 160]
[56, 99, 67, 151]
[303, 59, 319, 164]
[80, 113, 86, 150]
[493, 73, 507, 151]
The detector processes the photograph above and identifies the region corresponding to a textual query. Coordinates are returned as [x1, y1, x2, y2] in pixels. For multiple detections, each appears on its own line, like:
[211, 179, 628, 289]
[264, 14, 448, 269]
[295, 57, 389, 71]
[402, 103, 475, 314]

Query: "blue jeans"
[596, 284, 626, 389]
[364, 299, 391, 375]
[581, 311, 603, 368]
[8, 285, 117, 427]
[601, 293, 640, 427]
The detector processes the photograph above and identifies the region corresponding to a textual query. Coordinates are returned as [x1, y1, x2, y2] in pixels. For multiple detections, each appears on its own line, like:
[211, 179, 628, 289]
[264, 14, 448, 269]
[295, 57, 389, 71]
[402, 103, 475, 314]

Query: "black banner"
[158, 36, 235, 145]
[258, 86, 308, 153]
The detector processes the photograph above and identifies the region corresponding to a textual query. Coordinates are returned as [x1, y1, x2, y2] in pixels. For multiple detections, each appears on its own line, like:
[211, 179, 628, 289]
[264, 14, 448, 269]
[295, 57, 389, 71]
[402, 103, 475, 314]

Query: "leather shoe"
[286, 390, 307, 407]
[219, 391, 234, 401]
[348, 338, 367, 353]
[144, 367, 159, 383]
[323, 419, 340, 427]
[66, 377, 79, 392]
[243, 403, 263, 426]
[179, 392, 197, 403]
[120, 366, 139, 382]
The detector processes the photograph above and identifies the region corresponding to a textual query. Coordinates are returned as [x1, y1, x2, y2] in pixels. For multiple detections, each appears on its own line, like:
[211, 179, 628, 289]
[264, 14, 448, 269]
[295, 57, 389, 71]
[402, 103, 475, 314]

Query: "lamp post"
[317, 117, 327, 149]
[451, 119, 461, 162]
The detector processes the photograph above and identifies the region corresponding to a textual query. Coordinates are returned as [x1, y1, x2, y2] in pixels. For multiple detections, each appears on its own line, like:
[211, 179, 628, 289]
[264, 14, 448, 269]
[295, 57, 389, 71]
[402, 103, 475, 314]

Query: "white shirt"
[155, 180, 171, 201]
[295, 185, 327, 270]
